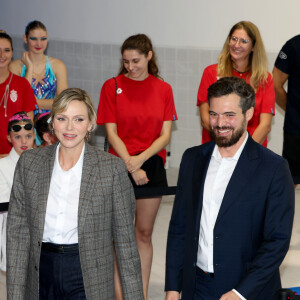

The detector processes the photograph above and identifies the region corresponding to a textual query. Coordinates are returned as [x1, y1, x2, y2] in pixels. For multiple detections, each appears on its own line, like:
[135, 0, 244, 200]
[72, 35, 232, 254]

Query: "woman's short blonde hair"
[49, 88, 97, 137]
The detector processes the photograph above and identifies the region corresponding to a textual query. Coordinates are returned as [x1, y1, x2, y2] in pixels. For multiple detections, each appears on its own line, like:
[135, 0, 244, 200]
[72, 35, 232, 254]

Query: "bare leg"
[135, 197, 162, 300]
[113, 246, 123, 300]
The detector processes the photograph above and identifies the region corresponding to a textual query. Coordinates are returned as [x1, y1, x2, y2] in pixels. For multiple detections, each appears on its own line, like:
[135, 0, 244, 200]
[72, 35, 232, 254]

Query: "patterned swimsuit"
[21, 56, 57, 115]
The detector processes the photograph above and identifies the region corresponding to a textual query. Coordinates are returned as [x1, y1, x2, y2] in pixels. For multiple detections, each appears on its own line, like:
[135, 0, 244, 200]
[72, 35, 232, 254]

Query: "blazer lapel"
[37, 144, 57, 237]
[216, 137, 260, 223]
[193, 142, 214, 226]
[78, 143, 99, 237]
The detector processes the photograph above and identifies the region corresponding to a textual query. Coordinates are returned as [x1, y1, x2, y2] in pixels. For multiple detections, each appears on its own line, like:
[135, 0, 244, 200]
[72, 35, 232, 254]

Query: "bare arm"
[105, 121, 172, 172]
[104, 123, 131, 162]
[27, 111, 34, 122]
[52, 58, 68, 94]
[272, 66, 289, 111]
[199, 102, 211, 132]
[126, 120, 172, 173]
[251, 113, 273, 145]
[104, 123, 148, 185]
[8, 59, 23, 76]
[105, 121, 172, 184]
[37, 58, 68, 111]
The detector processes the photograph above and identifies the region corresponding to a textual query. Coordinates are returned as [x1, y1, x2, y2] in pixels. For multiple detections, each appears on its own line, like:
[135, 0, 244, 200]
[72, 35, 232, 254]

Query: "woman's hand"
[21, 52, 33, 70]
[131, 169, 149, 186]
[126, 154, 146, 173]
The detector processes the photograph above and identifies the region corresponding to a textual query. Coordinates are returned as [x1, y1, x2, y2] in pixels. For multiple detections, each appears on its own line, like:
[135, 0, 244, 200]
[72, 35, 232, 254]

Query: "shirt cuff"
[232, 289, 246, 300]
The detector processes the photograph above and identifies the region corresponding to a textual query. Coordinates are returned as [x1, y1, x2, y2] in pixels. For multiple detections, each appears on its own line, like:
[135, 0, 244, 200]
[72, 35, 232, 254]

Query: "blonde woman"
[197, 21, 275, 147]
[7, 88, 143, 300]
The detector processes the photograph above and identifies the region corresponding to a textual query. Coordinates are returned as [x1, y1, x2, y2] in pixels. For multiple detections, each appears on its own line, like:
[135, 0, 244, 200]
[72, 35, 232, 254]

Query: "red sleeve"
[163, 84, 178, 121]
[22, 79, 37, 112]
[97, 78, 117, 125]
[197, 64, 218, 106]
[260, 73, 275, 116]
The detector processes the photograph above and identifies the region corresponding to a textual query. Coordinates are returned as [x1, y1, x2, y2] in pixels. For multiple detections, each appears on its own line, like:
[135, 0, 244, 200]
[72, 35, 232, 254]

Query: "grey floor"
[1, 167, 299, 300]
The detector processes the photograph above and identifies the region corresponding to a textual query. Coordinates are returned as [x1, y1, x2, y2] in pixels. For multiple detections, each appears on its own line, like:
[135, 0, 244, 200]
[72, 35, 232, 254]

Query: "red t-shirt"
[97, 74, 177, 163]
[197, 64, 275, 147]
[0, 73, 37, 155]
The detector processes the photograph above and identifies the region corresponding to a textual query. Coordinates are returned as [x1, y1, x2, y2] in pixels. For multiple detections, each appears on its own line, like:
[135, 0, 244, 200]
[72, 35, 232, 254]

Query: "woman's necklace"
[233, 67, 249, 77]
[0, 73, 13, 117]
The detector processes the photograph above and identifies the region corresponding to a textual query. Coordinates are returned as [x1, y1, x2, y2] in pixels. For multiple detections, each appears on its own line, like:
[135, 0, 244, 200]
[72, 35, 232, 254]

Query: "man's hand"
[219, 291, 241, 300]
[165, 291, 180, 300]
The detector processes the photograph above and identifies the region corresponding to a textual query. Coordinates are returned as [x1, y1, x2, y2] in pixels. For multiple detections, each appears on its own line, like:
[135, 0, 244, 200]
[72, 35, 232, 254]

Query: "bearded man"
[165, 77, 294, 300]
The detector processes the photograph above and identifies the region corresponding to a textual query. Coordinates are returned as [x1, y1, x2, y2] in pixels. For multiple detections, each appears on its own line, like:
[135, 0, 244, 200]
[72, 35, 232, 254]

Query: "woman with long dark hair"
[9, 20, 68, 115]
[98, 34, 177, 299]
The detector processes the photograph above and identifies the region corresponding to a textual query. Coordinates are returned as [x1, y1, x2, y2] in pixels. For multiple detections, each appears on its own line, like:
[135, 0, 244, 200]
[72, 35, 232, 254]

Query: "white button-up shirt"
[42, 143, 85, 244]
[197, 135, 248, 299]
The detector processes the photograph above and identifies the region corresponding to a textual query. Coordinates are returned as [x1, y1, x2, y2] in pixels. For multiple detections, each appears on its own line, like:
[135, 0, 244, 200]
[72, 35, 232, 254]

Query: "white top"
[197, 135, 248, 300]
[42, 143, 85, 244]
[0, 147, 20, 271]
[0, 147, 19, 203]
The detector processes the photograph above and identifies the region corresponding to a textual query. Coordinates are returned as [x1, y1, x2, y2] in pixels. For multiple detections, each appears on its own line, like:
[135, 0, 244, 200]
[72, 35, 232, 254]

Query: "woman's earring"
[85, 130, 92, 141]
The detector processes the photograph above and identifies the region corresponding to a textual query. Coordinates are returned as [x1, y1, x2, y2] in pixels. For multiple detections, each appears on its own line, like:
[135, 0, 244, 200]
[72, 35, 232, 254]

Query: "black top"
[275, 34, 300, 134]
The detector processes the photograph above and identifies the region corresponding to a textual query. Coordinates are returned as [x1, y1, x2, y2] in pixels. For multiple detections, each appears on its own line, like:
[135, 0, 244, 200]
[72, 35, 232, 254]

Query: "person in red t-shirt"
[0, 31, 37, 157]
[97, 33, 177, 300]
[197, 21, 275, 147]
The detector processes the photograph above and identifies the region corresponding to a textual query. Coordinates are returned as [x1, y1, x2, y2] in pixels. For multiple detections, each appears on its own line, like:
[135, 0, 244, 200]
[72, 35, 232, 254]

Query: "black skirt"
[129, 154, 168, 188]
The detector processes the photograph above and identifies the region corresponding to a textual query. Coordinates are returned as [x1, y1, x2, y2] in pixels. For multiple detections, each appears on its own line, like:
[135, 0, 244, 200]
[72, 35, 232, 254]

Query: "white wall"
[1, 0, 299, 51]
[1, 0, 297, 166]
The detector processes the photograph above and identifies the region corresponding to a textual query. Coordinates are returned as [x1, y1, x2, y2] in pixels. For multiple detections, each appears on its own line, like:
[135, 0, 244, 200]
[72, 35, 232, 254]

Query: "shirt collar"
[212, 133, 249, 162]
[55, 143, 85, 179]
[9, 147, 20, 164]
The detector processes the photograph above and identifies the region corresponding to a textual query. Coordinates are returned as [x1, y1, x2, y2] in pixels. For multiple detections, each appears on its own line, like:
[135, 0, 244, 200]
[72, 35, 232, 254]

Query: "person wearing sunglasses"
[0, 31, 37, 157]
[197, 21, 275, 147]
[0, 112, 35, 293]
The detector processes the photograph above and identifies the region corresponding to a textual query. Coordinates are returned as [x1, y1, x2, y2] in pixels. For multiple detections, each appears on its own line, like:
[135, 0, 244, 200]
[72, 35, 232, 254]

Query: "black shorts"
[129, 154, 168, 189]
[283, 132, 300, 184]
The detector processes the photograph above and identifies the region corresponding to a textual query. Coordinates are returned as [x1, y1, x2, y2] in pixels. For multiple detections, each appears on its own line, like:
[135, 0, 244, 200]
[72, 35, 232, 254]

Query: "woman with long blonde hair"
[197, 21, 275, 146]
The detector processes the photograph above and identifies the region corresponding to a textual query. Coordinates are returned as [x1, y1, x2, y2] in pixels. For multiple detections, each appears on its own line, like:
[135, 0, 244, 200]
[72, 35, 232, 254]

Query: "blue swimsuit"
[21, 56, 57, 115]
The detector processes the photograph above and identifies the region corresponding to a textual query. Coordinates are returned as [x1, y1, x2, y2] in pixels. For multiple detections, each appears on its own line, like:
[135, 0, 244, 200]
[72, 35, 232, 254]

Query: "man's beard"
[211, 119, 246, 148]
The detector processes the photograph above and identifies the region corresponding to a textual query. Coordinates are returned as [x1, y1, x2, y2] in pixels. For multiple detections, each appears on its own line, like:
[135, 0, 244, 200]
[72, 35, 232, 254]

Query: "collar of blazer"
[36, 142, 100, 239]
[192, 136, 261, 226]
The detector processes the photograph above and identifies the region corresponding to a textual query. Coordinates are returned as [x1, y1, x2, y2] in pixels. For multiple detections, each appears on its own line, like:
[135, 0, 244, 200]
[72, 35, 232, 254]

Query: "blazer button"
[193, 263, 196, 267]
[38, 241, 41, 246]
[34, 266, 38, 271]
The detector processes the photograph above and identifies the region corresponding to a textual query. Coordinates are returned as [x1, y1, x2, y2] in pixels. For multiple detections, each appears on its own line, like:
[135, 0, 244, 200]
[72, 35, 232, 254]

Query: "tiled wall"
[11, 36, 283, 167]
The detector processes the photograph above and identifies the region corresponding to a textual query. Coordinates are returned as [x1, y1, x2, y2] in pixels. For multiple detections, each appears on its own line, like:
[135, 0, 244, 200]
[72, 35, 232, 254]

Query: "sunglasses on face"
[10, 123, 33, 132]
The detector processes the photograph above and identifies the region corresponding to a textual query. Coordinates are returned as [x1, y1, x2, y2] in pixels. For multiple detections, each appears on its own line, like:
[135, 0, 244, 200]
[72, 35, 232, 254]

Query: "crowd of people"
[0, 19, 298, 300]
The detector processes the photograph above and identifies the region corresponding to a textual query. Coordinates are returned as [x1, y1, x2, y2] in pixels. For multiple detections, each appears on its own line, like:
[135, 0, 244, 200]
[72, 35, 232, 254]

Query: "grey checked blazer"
[6, 143, 144, 300]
